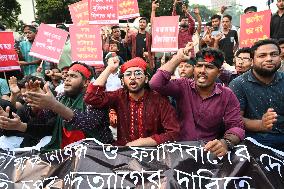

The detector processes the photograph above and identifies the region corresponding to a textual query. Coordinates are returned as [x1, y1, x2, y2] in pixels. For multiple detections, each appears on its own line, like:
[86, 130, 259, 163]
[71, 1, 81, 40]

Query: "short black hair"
[206, 21, 212, 27]
[139, 17, 148, 23]
[23, 25, 37, 33]
[244, 6, 257, 14]
[195, 48, 225, 69]
[210, 14, 221, 21]
[278, 38, 284, 46]
[223, 14, 232, 21]
[251, 39, 281, 58]
[109, 40, 119, 50]
[70, 62, 96, 80]
[235, 47, 252, 57]
[17, 75, 45, 89]
[111, 25, 120, 30]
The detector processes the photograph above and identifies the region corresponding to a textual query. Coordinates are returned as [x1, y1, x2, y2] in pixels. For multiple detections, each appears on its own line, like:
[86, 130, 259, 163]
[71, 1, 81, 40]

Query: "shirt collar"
[248, 70, 283, 85]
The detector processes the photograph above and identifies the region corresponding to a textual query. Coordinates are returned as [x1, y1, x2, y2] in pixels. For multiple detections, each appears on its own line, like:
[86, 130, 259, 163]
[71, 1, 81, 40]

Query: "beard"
[253, 64, 281, 77]
[64, 82, 85, 98]
[180, 23, 188, 28]
[124, 82, 146, 94]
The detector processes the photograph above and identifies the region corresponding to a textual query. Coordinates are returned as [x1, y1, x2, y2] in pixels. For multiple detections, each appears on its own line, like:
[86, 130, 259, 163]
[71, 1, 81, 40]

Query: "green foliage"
[138, 0, 216, 23]
[0, 0, 21, 28]
[138, 0, 189, 19]
[35, 0, 80, 24]
[189, 4, 217, 22]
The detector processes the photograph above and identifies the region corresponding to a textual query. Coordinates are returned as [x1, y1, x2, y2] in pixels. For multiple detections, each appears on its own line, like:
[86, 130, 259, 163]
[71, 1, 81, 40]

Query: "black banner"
[0, 138, 283, 189]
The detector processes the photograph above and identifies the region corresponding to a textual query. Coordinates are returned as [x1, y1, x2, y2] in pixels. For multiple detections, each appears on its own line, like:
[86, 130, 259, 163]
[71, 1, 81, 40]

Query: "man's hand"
[204, 139, 228, 157]
[45, 70, 54, 77]
[221, 6, 228, 14]
[182, 4, 188, 13]
[0, 113, 27, 132]
[25, 80, 44, 94]
[25, 83, 56, 110]
[0, 106, 10, 118]
[106, 56, 120, 73]
[261, 108, 277, 131]
[152, 0, 159, 11]
[193, 7, 200, 15]
[212, 33, 223, 42]
[174, 42, 193, 62]
[18, 61, 28, 66]
[8, 76, 20, 94]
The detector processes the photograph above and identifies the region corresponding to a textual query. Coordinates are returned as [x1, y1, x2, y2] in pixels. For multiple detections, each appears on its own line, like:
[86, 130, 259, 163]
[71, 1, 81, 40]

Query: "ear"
[84, 80, 90, 87]
[216, 69, 221, 78]
[121, 79, 124, 86]
[145, 76, 149, 84]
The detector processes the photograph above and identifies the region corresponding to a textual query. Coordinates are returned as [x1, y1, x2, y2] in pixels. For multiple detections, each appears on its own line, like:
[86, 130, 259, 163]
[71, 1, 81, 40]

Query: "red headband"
[69, 64, 91, 79]
[120, 57, 147, 74]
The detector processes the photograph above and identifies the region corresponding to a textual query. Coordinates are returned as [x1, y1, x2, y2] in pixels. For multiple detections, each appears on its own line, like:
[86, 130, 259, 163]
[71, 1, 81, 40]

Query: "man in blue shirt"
[229, 39, 284, 151]
[19, 25, 42, 76]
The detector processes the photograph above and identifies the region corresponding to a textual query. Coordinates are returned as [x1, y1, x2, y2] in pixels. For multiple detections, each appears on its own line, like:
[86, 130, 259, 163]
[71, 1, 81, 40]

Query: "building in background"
[211, 0, 236, 10]
[17, 0, 36, 24]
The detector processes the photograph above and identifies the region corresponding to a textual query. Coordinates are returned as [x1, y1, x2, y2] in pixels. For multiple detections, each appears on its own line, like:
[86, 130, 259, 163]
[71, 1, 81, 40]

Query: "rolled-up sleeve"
[150, 97, 180, 144]
[223, 91, 245, 140]
[84, 84, 119, 108]
[149, 69, 181, 98]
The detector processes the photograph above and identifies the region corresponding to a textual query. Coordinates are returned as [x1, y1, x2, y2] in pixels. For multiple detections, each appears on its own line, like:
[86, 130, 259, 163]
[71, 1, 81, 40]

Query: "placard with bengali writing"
[29, 24, 68, 63]
[0, 32, 20, 72]
[88, 0, 119, 25]
[239, 10, 271, 48]
[152, 16, 179, 52]
[118, 0, 140, 20]
[69, 25, 103, 65]
[69, 0, 89, 26]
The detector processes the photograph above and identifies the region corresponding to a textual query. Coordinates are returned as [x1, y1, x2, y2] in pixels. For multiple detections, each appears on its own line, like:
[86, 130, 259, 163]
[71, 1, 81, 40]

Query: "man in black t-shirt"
[214, 15, 238, 66]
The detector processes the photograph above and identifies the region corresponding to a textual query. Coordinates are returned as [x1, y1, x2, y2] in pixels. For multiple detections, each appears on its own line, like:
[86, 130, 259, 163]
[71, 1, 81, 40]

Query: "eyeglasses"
[123, 70, 144, 79]
[236, 57, 251, 62]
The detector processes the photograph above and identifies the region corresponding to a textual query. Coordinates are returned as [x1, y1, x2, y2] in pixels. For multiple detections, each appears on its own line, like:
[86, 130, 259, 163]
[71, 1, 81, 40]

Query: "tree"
[138, 0, 189, 19]
[189, 4, 217, 22]
[0, 0, 21, 29]
[35, 0, 80, 24]
[138, 1, 216, 23]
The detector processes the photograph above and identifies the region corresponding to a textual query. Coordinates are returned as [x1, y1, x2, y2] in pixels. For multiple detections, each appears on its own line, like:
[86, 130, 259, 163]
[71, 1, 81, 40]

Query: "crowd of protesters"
[0, 0, 284, 156]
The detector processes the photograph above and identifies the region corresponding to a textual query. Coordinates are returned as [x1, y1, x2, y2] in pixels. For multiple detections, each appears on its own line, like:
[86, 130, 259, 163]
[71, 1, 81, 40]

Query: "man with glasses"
[229, 39, 284, 151]
[227, 47, 253, 83]
[150, 45, 245, 157]
[84, 57, 180, 146]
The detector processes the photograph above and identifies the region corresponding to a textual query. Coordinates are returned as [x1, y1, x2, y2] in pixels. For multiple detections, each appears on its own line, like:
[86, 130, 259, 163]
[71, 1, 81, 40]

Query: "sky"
[189, 0, 278, 12]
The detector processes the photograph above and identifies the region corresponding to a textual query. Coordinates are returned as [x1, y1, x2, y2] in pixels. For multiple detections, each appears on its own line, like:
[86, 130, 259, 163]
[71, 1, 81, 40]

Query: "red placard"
[239, 10, 271, 48]
[0, 32, 20, 72]
[151, 16, 179, 52]
[88, 0, 119, 25]
[118, 0, 140, 20]
[69, 0, 89, 26]
[29, 24, 68, 63]
[69, 25, 103, 65]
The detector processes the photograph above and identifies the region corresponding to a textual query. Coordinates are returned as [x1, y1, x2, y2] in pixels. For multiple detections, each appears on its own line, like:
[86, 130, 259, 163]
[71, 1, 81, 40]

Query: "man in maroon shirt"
[150, 44, 245, 157]
[84, 57, 180, 146]
[172, 0, 195, 49]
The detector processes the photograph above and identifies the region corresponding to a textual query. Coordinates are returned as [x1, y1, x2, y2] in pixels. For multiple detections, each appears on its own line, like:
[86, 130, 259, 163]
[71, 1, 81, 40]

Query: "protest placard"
[88, 0, 119, 25]
[69, 25, 103, 65]
[69, 0, 89, 26]
[118, 0, 140, 20]
[29, 23, 69, 63]
[151, 16, 179, 52]
[239, 10, 271, 48]
[0, 32, 20, 72]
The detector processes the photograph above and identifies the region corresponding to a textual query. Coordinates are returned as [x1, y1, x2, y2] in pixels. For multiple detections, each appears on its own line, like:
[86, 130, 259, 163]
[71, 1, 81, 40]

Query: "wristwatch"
[223, 139, 234, 151]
